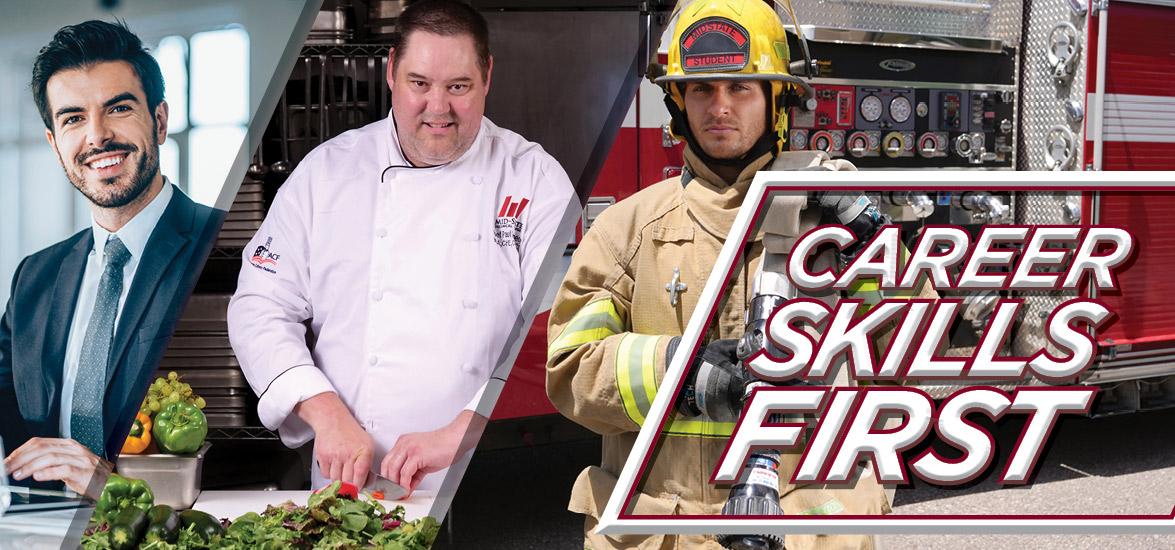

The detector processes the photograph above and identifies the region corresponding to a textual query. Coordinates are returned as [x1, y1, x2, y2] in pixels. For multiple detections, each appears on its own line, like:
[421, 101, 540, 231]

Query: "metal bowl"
[116, 443, 211, 509]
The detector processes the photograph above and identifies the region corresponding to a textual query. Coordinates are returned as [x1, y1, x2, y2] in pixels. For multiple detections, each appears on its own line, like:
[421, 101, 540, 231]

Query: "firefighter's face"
[44, 61, 166, 209]
[389, 31, 492, 167]
[683, 80, 767, 160]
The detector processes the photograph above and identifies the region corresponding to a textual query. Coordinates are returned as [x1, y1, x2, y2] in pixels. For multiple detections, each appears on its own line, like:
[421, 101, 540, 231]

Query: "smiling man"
[0, 20, 222, 499]
[228, 0, 575, 496]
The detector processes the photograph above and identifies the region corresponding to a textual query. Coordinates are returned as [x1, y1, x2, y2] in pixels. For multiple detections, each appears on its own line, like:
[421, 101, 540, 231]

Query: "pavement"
[435, 407, 1175, 549]
[879, 406, 1175, 550]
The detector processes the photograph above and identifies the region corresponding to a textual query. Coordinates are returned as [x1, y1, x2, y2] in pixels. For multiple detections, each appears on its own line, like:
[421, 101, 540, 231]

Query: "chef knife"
[363, 473, 408, 501]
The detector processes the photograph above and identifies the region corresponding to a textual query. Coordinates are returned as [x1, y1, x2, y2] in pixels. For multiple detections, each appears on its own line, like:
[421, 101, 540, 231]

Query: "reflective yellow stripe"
[663, 418, 736, 438]
[847, 277, 884, 307]
[801, 499, 846, 515]
[614, 333, 733, 436]
[616, 335, 643, 426]
[640, 335, 658, 406]
[616, 334, 659, 427]
[548, 298, 624, 357]
[847, 244, 916, 306]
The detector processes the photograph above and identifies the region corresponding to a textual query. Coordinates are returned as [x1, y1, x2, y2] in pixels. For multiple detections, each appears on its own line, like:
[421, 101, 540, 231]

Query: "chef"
[227, 0, 576, 495]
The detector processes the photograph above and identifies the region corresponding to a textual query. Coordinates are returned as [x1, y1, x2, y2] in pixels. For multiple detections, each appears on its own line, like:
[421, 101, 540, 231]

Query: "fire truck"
[174, 0, 1175, 486]
[490, 0, 1175, 442]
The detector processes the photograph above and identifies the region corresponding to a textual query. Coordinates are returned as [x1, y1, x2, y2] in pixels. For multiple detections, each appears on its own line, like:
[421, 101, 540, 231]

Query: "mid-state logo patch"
[680, 17, 751, 73]
[495, 195, 529, 249]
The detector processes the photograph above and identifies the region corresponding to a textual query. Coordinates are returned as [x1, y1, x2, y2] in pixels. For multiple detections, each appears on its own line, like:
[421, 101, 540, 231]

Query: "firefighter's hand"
[4, 437, 113, 499]
[296, 392, 374, 487]
[677, 338, 752, 422]
[380, 410, 487, 498]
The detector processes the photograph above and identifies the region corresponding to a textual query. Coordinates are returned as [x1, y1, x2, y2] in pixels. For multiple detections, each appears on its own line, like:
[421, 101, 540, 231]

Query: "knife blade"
[363, 474, 408, 501]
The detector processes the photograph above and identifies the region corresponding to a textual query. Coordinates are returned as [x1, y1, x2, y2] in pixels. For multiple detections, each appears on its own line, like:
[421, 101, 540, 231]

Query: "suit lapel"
[107, 189, 195, 384]
[40, 233, 91, 424]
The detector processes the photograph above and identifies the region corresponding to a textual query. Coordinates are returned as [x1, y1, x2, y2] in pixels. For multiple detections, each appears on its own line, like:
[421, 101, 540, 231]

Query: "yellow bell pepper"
[121, 412, 153, 454]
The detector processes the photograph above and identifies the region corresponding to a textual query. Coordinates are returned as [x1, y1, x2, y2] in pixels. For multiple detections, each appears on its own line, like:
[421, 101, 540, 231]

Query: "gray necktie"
[71, 236, 131, 456]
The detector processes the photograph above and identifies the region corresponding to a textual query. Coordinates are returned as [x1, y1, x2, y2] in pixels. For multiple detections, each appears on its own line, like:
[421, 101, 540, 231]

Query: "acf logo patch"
[495, 195, 529, 249]
[249, 236, 280, 274]
[680, 17, 750, 73]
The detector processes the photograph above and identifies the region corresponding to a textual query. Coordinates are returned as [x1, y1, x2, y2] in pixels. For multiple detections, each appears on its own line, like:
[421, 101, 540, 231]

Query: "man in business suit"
[0, 21, 222, 499]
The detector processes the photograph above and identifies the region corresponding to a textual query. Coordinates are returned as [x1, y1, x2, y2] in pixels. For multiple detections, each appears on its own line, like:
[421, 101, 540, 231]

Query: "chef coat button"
[466, 232, 481, 242]
[376, 227, 388, 238]
[371, 290, 384, 302]
[471, 176, 483, 185]
[462, 299, 478, 309]
[461, 363, 477, 374]
[368, 355, 378, 366]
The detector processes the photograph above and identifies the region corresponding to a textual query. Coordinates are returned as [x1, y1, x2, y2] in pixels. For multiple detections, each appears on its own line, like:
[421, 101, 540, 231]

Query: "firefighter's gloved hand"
[669, 337, 752, 422]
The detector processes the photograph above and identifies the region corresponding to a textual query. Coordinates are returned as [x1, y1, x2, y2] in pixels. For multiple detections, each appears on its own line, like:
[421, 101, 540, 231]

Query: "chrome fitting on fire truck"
[884, 191, 935, 220]
[958, 192, 1011, 224]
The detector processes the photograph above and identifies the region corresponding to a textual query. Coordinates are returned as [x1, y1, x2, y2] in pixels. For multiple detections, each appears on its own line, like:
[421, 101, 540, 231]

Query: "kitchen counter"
[0, 507, 90, 549]
[192, 490, 437, 522]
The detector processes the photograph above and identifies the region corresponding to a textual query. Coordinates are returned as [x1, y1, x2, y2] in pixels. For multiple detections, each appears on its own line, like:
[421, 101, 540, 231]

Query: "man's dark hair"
[31, 20, 165, 132]
[392, 0, 491, 79]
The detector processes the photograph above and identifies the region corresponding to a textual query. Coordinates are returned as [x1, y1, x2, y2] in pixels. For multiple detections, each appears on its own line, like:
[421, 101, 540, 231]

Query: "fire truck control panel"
[788, 84, 1015, 168]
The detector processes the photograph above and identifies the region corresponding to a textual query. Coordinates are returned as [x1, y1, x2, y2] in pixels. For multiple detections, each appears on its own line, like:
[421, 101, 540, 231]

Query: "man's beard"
[65, 137, 159, 209]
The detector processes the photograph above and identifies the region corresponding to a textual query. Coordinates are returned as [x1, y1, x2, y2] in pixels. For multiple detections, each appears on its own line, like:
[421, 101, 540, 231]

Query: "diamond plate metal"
[992, 0, 1027, 47]
[1012, 191, 1082, 358]
[790, 0, 1023, 45]
[911, 347, 1026, 400]
[1018, 0, 1088, 170]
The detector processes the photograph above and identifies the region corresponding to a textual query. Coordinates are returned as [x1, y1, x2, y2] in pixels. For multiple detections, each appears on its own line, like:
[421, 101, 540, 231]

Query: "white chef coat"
[227, 114, 575, 489]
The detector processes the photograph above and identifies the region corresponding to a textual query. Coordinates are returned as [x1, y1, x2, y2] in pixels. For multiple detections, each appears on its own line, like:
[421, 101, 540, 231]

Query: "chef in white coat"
[227, 0, 576, 495]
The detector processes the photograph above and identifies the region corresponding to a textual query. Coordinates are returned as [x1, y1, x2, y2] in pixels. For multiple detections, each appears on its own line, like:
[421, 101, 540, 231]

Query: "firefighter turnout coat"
[547, 146, 917, 550]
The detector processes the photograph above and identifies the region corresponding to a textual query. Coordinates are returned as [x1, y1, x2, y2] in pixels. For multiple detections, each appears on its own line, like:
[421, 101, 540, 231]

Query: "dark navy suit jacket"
[0, 186, 223, 463]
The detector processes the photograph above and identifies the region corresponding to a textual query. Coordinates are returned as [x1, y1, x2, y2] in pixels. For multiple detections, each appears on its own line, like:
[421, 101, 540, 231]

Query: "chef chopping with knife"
[227, 0, 576, 497]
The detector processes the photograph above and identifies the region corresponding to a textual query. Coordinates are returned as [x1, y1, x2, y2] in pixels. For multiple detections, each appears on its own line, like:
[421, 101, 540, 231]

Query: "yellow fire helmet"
[656, 0, 807, 156]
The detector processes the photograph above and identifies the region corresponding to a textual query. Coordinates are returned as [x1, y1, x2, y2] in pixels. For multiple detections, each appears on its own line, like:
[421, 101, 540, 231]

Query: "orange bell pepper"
[121, 412, 153, 454]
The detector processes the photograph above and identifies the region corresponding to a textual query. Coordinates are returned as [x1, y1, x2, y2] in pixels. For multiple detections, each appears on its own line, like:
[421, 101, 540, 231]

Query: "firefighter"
[546, 1, 910, 548]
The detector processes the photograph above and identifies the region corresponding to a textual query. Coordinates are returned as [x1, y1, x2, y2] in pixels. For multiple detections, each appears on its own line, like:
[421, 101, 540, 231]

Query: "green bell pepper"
[151, 401, 208, 454]
[95, 474, 154, 523]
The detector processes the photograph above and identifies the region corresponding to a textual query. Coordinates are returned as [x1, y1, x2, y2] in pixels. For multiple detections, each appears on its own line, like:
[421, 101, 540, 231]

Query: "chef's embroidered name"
[713, 224, 1135, 487]
[494, 195, 530, 249]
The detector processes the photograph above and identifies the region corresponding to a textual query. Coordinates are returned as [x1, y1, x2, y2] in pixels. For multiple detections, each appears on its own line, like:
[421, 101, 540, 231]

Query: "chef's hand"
[381, 410, 487, 498]
[3, 437, 113, 499]
[296, 391, 374, 487]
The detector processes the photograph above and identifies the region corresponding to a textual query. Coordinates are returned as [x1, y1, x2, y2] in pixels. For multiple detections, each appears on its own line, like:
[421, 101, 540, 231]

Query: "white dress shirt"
[228, 114, 576, 489]
[60, 182, 173, 439]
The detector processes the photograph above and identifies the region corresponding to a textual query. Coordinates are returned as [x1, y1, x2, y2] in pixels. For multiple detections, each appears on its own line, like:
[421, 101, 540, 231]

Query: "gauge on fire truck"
[889, 95, 912, 124]
[789, 129, 808, 151]
[917, 132, 946, 158]
[860, 95, 883, 123]
[846, 131, 879, 158]
[882, 131, 913, 159]
[809, 130, 844, 156]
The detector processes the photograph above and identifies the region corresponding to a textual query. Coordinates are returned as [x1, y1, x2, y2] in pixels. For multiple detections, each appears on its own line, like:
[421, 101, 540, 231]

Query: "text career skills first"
[711, 224, 1134, 488]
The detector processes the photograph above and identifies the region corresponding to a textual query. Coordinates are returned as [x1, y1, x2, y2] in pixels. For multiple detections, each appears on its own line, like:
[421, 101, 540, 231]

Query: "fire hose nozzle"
[717, 497, 785, 550]
[717, 451, 787, 550]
